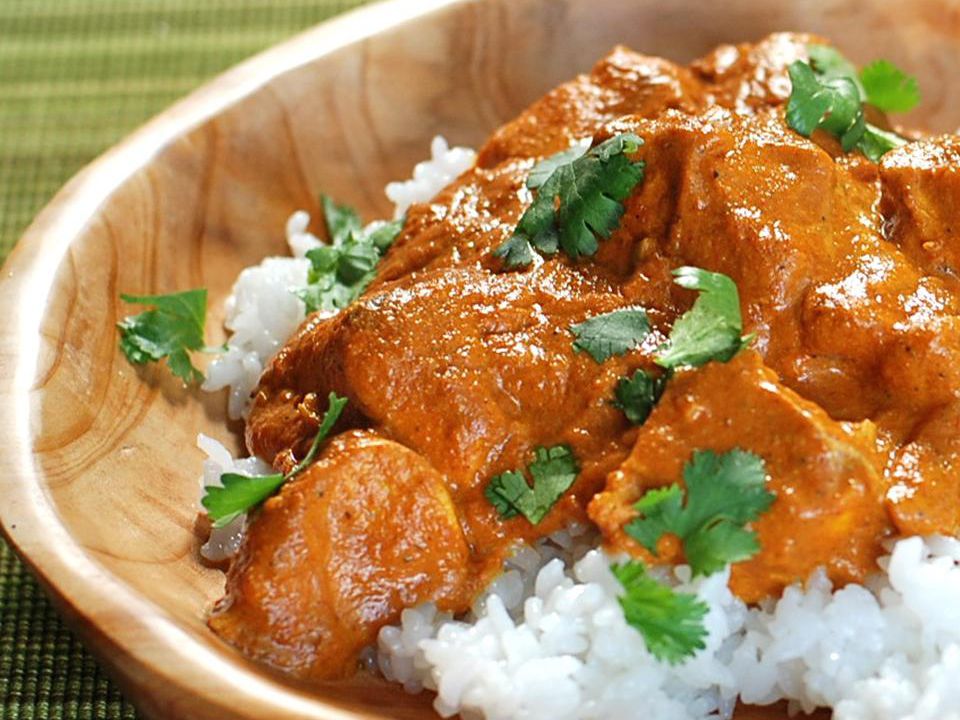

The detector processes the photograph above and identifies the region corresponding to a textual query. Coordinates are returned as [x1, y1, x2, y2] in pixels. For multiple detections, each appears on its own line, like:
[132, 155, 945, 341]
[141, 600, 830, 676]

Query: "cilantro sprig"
[570, 307, 650, 363]
[625, 449, 775, 577]
[787, 46, 919, 161]
[485, 445, 579, 525]
[808, 46, 920, 113]
[494, 134, 646, 268]
[655, 267, 752, 370]
[563, 267, 748, 426]
[614, 369, 666, 425]
[860, 59, 921, 113]
[202, 392, 348, 528]
[807, 45, 863, 93]
[787, 61, 867, 152]
[295, 195, 403, 313]
[612, 560, 709, 664]
[118, 289, 211, 384]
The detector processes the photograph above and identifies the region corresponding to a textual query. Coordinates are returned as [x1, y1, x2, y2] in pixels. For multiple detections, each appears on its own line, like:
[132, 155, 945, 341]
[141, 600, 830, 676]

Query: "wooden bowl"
[1, 0, 958, 718]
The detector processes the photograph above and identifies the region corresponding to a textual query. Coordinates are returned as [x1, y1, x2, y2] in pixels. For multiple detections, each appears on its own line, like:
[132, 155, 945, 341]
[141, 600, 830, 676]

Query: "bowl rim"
[0, 1, 468, 717]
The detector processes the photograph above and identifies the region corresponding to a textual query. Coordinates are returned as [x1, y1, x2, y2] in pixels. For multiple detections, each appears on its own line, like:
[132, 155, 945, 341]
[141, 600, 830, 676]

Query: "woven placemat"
[0, 2, 371, 717]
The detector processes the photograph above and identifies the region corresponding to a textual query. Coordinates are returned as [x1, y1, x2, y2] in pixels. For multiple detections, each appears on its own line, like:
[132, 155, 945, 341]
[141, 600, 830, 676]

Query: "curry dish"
[204, 33, 959, 685]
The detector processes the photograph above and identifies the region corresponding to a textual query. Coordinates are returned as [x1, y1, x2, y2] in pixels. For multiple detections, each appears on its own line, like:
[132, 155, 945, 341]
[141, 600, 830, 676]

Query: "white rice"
[377, 536, 960, 720]
[385, 136, 477, 218]
[195, 136, 960, 720]
[196, 433, 272, 562]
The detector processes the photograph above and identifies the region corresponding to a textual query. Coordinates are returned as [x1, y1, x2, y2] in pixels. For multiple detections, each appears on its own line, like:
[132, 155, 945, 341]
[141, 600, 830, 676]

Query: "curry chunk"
[477, 46, 705, 168]
[589, 351, 890, 602]
[881, 136, 960, 283]
[247, 264, 649, 555]
[600, 107, 960, 432]
[886, 402, 960, 537]
[209, 431, 471, 680]
[614, 109, 852, 332]
[691, 32, 816, 112]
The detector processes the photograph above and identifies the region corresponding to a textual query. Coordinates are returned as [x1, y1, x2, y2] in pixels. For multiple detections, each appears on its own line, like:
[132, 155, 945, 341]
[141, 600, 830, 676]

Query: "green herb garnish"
[859, 59, 921, 113]
[786, 47, 918, 161]
[202, 392, 348, 527]
[614, 369, 667, 425]
[494, 133, 645, 268]
[656, 267, 751, 370]
[295, 195, 404, 313]
[526, 138, 591, 188]
[570, 307, 651, 363]
[808, 46, 920, 114]
[787, 60, 867, 151]
[118, 289, 209, 384]
[611, 560, 708, 664]
[485, 445, 579, 524]
[625, 449, 774, 577]
[807, 45, 864, 94]
[321, 193, 363, 241]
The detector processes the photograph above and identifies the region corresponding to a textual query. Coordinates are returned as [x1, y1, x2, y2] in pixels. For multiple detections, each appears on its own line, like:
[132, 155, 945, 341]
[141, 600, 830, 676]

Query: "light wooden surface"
[1, 0, 958, 718]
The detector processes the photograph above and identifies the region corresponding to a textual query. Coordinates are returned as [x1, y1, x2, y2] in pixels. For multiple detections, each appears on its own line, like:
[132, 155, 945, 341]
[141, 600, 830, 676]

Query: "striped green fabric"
[0, 2, 372, 717]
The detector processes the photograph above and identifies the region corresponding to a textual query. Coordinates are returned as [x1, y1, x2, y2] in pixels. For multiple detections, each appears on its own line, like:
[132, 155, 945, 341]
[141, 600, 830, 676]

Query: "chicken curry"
[196, 34, 960, 683]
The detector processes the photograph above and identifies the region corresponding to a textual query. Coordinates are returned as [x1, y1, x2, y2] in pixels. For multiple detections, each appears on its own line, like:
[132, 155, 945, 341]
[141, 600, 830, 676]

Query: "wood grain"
[1, 0, 958, 718]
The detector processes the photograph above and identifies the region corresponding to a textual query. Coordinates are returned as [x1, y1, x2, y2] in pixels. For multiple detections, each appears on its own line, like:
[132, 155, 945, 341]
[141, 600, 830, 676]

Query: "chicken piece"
[886, 402, 960, 537]
[588, 108, 895, 420]
[209, 430, 472, 680]
[478, 32, 816, 169]
[248, 264, 653, 556]
[373, 159, 528, 284]
[379, 33, 819, 283]
[691, 32, 816, 112]
[379, 45, 705, 282]
[613, 109, 853, 331]
[594, 107, 960, 436]
[881, 136, 960, 283]
[477, 46, 705, 169]
[589, 351, 890, 603]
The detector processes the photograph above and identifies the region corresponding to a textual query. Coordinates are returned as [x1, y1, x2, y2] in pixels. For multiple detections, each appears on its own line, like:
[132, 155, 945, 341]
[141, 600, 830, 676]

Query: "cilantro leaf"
[808, 45, 865, 95]
[788, 51, 917, 161]
[366, 217, 405, 253]
[526, 138, 591, 189]
[570, 308, 651, 363]
[656, 267, 751, 370]
[859, 59, 920, 113]
[118, 289, 208, 384]
[201, 472, 287, 529]
[294, 197, 404, 314]
[321, 193, 362, 245]
[858, 124, 908, 162]
[485, 445, 579, 524]
[787, 60, 866, 151]
[614, 369, 666, 425]
[493, 235, 536, 268]
[202, 392, 348, 528]
[494, 133, 645, 268]
[625, 449, 775, 577]
[806, 47, 920, 114]
[611, 560, 708, 664]
[483, 470, 528, 520]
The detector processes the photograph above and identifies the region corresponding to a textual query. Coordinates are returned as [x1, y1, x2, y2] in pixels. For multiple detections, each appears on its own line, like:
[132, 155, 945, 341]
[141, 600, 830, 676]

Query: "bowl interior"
[6, 0, 960, 718]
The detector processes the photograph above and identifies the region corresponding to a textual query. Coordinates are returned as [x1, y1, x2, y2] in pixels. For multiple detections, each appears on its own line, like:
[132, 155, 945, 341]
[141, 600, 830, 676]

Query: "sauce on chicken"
[209, 33, 960, 683]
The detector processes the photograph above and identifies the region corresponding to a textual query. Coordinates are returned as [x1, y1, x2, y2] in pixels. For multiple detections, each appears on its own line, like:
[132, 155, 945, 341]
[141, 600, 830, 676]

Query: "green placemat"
[0, 2, 372, 717]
